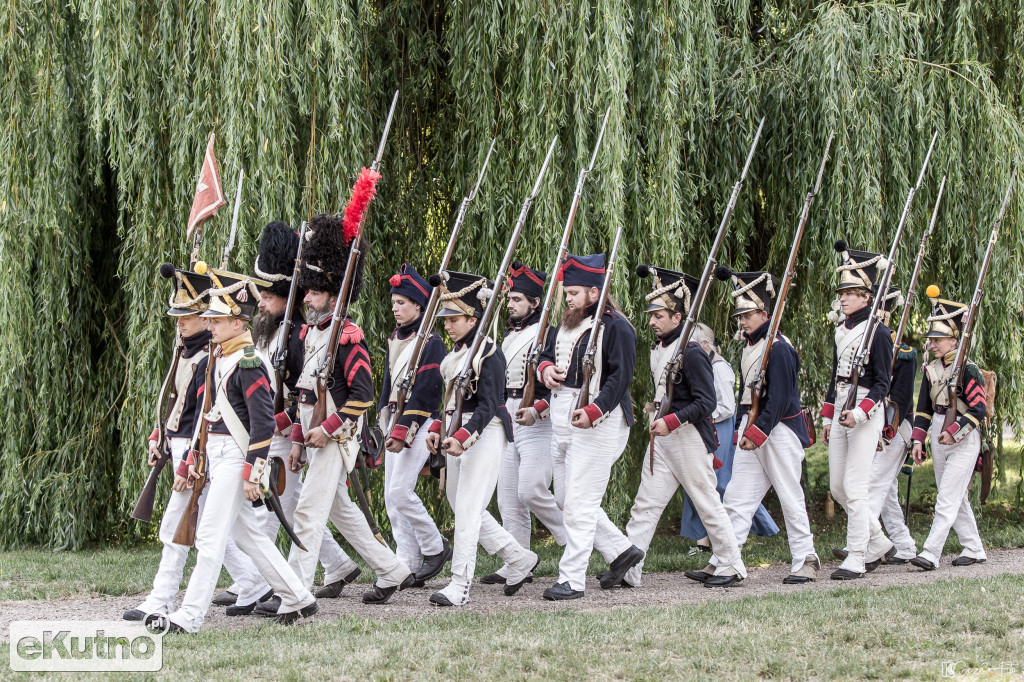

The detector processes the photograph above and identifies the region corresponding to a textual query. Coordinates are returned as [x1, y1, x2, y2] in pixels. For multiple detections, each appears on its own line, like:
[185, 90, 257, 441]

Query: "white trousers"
[137, 438, 268, 614]
[843, 429, 917, 558]
[497, 397, 567, 557]
[623, 424, 745, 585]
[260, 435, 357, 585]
[550, 391, 632, 591]
[716, 416, 816, 573]
[287, 408, 410, 590]
[444, 418, 532, 601]
[169, 435, 314, 632]
[920, 421, 986, 565]
[828, 386, 888, 573]
[382, 411, 445, 574]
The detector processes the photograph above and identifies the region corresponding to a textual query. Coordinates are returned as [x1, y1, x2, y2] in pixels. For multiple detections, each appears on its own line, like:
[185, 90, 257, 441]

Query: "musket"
[386, 138, 497, 435]
[173, 341, 214, 546]
[521, 107, 611, 411]
[132, 341, 184, 522]
[272, 221, 307, 415]
[650, 118, 765, 437]
[310, 90, 399, 434]
[841, 130, 937, 414]
[574, 222, 624, 412]
[941, 163, 1018, 430]
[439, 135, 558, 463]
[743, 132, 834, 429]
[220, 168, 245, 269]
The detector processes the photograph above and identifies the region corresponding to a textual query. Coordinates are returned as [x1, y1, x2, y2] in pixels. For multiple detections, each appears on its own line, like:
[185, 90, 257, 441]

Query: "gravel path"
[3, 549, 1021, 638]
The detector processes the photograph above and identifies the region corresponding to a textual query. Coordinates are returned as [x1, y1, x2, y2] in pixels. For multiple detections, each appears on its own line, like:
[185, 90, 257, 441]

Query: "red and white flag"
[186, 133, 227, 238]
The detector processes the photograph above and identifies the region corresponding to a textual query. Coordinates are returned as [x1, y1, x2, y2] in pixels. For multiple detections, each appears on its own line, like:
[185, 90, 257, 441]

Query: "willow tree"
[1, 0, 1021, 547]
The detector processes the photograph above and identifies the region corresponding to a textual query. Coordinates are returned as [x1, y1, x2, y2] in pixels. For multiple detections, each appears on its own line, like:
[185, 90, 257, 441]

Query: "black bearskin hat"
[298, 212, 367, 303]
[255, 220, 300, 298]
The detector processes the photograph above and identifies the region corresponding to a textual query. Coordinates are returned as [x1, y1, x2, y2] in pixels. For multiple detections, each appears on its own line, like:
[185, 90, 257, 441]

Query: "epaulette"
[239, 345, 261, 369]
[339, 320, 365, 345]
[897, 345, 917, 361]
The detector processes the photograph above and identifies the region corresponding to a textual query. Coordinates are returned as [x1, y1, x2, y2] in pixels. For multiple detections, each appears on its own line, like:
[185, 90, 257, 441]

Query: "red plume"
[343, 167, 382, 245]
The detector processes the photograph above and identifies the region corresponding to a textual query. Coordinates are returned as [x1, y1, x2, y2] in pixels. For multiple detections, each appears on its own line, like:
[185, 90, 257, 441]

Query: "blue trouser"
[679, 415, 780, 540]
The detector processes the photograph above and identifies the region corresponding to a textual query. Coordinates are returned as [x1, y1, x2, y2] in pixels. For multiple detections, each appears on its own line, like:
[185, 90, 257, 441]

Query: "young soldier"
[703, 268, 818, 585]
[424, 271, 538, 606]
[834, 288, 918, 564]
[821, 243, 895, 580]
[604, 265, 745, 589]
[282, 213, 413, 607]
[481, 262, 566, 585]
[378, 263, 451, 584]
[246, 221, 361, 607]
[149, 268, 317, 633]
[909, 289, 987, 570]
[538, 254, 640, 601]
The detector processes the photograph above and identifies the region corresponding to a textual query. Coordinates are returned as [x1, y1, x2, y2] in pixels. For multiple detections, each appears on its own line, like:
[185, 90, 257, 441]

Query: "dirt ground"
[2, 548, 1020, 638]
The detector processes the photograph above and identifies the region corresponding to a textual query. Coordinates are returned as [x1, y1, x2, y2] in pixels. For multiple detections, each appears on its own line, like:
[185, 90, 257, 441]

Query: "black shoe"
[910, 556, 936, 571]
[226, 588, 275, 616]
[887, 555, 910, 565]
[429, 592, 455, 606]
[414, 539, 452, 583]
[122, 609, 146, 622]
[362, 574, 415, 605]
[832, 548, 848, 560]
[600, 545, 645, 590]
[866, 546, 897, 572]
[479, 572, 506, 585]
[830, 568, 864, 580]
[684, 570, 713, 584]
[411, 578, 426, 588]
[864, 558, 881, 573]
[211, 590, 237, 606]
[543, 582, 584, 601]
[704, 574, 743, 588]
[504, 558, 541, 596]
[254, 595, 281, 617]
[274, 601, 319, 625]
[782, 575, 812, 584]
[595, 571, 633, 589]
[143, 614, 186, 634]
[952, 556, 986, 567]
[314, 567, 362, 599]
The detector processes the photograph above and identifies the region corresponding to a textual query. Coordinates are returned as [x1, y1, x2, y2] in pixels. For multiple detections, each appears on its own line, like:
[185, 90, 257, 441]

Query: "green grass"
[3, 441, 1022, 602]
[4, 574, 1024, 680]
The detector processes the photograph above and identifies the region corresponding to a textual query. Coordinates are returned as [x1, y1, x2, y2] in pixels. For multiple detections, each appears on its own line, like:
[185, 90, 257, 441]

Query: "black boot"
[414, 539, 453, 583]
[314, 567, 363, 599]
[274, 601, 319, 625]
[600, 546, 644, 590]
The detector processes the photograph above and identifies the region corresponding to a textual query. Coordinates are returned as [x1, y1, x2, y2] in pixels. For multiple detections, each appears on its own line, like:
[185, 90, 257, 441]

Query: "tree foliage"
[1, 0, 1020, 547]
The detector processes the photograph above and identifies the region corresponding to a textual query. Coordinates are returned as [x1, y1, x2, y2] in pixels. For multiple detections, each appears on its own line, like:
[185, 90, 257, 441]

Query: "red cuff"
[149, 428, 159, 443]
[241, 462, 252, 481]
[186, 449, 196, 466]
[291, 423, 304, 443]
[537, 361, 555, 376]
[821, 403, 835, 420]
[712, 455, 723, 470]
[743, 423, 768, 448]
[911, 427, 927, 443]
[533, 399, 549, 415]
[857, 399, 875, 414]
[321, 413, 344, 435]
[274, 412, 292, 433]
[663, 413, 682, 432]
[175, 459, 189, 477]
[390, 424, 409, 443]
[429, 420, 441, 435]
[582, 403, 603, 424]
[944, 423, 959, 437]
[452, 428, 472, 446]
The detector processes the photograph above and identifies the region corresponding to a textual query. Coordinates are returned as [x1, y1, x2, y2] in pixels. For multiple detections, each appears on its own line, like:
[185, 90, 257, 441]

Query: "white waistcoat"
[834, 320, 867, 378]
[503, 323, 538, 389]
[386, 333, 418, 403]
[649, 341, 674, 405]
[295, 324, 337, 413]
[924, 360, 969, 415]
[554, 316, 603, 398]
[203, 348, 250, 454]
[165, 350, 206, 433]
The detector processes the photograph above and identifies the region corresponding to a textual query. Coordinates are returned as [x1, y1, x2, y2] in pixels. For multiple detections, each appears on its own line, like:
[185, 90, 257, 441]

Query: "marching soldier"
[481, 262, 566, 585]
[150, 267, 317, 632]
[282, 213, 413, 606]
[701, 268, 819, 585]
[378, 263, 451, 584]
[604, 265, 745, 589]
[537, 254, 641, 601]
[244, 221, 362, 610]
[909, 289, 987, 570]
[425, 271, 538, 606]
[834, 288, 918, 564]
[126, 264, 273, 620]
[821, 243, 895, 580]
